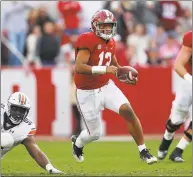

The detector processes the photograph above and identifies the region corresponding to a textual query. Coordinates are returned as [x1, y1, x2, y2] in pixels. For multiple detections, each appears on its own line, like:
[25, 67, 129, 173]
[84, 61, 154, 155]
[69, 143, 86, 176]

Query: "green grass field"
[2, 139, 192, 176]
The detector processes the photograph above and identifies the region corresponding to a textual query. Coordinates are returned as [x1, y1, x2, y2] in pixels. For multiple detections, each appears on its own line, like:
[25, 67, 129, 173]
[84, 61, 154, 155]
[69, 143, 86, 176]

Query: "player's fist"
[106, 66, 118, 75]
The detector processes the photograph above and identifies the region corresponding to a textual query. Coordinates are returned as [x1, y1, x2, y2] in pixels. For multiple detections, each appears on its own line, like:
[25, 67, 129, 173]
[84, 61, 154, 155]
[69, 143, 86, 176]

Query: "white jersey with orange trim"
[1, 103, 36, 158]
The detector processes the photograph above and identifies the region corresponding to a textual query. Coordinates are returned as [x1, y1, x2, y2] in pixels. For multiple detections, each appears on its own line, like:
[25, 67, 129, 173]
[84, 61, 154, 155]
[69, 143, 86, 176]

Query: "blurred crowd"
[1, 1, 192, 68]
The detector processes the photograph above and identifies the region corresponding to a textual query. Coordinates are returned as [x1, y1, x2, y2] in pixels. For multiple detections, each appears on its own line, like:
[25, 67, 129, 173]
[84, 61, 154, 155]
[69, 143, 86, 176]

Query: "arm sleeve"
[76, 34, 94, 52]
[57, 1, 64, 13]
[72, 2, 82, 12]
[183, 32, 192, 48]
[27, 128, 37, 136]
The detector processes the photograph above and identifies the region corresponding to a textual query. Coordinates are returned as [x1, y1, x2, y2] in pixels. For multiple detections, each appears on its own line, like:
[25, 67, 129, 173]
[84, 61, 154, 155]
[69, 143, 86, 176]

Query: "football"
[116, 66, 138, 82]
[1, 132, 14, 149]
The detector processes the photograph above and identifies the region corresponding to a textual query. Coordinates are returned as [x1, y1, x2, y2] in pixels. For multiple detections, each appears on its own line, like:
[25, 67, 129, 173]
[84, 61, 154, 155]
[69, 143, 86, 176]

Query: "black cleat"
[140, 149, 157, 164]
[169, 147, 184, 162]
[71, 135, 84, 162]
[158, 138, 173, 160]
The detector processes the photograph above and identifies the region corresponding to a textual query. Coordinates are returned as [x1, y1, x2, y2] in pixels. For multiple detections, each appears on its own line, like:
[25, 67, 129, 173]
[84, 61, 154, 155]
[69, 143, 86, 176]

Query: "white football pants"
[76, 80, 129, 139]
[170, 79, 192, 125]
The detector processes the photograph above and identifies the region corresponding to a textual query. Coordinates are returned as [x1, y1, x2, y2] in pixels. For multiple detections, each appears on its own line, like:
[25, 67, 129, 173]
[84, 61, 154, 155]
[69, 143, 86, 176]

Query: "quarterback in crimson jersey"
[72, 9, 157, 164]
[74, 32, 116, 89]
[1, 92, 63, 174]
[158, 31, 192, 162]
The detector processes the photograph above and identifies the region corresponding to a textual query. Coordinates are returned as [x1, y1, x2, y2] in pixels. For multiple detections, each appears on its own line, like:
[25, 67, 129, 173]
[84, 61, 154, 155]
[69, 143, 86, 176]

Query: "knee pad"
[184, 121, 192, 141]
[166, 119, 183, 133]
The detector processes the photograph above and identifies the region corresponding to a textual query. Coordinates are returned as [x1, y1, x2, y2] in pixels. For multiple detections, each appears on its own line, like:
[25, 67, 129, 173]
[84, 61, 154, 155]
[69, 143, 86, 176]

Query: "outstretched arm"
[22, 136, 63, 174]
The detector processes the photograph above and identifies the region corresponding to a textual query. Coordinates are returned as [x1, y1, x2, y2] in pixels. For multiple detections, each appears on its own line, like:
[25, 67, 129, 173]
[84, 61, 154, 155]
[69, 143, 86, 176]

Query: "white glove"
[46, 164, 64, 174]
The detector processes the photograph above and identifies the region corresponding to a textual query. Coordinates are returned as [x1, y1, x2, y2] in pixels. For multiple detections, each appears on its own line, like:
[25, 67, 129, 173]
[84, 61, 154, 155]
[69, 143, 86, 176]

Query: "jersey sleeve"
[14, 119, 36, 143]
[27, 127, 36, 136]
[75, 33, 94, 52]
[183, 31, 192, 48]
[26, 120, 36, 136]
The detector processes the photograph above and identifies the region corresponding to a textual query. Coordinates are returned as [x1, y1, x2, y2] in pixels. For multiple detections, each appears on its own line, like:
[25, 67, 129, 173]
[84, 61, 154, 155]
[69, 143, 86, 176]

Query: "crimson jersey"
[183, 31, 192, 75]
[74, 32, 116, 89]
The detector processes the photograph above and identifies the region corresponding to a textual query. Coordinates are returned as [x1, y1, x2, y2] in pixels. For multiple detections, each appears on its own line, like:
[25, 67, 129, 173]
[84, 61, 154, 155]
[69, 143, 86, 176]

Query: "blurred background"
[1, 1, 192, 137]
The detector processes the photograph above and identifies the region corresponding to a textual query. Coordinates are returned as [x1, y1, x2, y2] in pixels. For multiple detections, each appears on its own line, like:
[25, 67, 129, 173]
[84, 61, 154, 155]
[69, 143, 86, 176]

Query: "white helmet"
[6, 92, 31, 125]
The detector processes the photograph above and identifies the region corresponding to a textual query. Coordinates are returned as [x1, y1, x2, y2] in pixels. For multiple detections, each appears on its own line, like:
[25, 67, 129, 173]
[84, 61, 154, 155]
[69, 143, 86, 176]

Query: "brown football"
[116, 66, 138, 81]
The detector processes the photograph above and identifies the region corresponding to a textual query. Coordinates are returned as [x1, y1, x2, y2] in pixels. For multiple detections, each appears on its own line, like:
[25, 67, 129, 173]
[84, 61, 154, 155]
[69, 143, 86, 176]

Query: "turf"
[1, 139, 192, 176]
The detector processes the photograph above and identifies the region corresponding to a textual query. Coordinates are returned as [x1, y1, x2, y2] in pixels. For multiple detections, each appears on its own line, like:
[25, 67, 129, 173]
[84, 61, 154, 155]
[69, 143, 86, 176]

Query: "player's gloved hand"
[106, 66, 118, 75]
[46, 164, 64, 174]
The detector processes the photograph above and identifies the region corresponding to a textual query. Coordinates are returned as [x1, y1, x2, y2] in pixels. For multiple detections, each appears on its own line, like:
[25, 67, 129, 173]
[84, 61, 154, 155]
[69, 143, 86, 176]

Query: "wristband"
[91, 66, 107, 74]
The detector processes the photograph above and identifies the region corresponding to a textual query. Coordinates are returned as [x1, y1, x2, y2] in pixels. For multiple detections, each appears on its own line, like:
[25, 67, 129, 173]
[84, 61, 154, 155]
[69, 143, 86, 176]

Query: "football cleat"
[71, 135, 84, 162]
[169, 147, 184, 162]
[157, 150, 168, 160]
[140, 149, 157, 164]
[158, 137, 173, 160]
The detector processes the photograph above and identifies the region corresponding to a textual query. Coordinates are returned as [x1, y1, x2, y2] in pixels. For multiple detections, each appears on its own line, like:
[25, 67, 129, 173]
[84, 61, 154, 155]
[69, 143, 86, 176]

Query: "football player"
[1, 92, 63, 174]
[158, 31, 192, 162]
[71, 9, 157, 164]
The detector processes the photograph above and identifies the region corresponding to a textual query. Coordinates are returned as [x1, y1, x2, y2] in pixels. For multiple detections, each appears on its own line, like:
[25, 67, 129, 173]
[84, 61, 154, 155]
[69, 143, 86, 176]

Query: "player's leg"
[169, 121, 192, 162]
[158, 81, 192, 160]
[72, 89, 103, 162]
[103, 80, 157, 164]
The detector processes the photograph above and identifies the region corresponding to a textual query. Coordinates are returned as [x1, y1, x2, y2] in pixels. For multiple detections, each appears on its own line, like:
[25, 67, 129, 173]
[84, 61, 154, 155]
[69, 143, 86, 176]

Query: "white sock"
[176, 137, 190, 150]
[75, 129, 93, 148]
[164, 130, 175, 140]
[138, 144, 146, 152]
